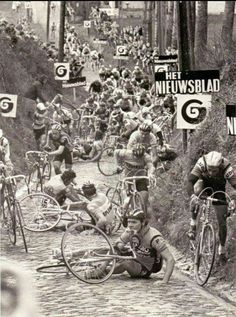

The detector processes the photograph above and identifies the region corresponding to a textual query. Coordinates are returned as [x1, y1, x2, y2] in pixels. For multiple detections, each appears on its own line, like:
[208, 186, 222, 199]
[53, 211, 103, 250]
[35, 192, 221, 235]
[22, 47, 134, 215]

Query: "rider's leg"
[188, 180, 203, 239]
[53, 160, 62, 175]
[214, 204, 228, 258]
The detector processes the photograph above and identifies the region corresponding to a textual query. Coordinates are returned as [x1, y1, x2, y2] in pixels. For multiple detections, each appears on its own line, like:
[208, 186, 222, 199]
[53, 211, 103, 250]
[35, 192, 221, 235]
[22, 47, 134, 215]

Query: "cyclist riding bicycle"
[86, 209, 175, 283]
[187, 151, 236, 263]
[44, 123, 73, 175]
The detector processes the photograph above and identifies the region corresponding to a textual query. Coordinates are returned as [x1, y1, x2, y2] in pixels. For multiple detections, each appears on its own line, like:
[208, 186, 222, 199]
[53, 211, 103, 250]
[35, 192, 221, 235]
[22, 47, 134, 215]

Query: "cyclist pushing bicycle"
[187, 151, 236, 264]
[114, 143, 156, 218]
[85, 209, 175, 283]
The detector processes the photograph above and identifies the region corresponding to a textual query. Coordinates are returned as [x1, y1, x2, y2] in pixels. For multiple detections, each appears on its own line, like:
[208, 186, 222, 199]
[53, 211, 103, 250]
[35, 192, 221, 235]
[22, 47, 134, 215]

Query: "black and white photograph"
[0, 1, 236, 316]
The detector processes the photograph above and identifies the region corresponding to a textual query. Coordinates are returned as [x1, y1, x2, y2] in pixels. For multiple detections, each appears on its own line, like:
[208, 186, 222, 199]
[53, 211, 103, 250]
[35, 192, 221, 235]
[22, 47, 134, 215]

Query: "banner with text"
[155, 70, 220, 95]
[62, 76, 87, 88]
[0, 94, 18, 118]
[177, 94, 212, 129]
[226, 104, 236, 136]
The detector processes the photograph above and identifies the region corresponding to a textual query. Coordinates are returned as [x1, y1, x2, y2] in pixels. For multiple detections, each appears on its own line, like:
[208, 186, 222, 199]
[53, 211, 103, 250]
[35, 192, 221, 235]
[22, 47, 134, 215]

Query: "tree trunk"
[166, 1, 174, 49]
[143, 1, 148, 43]
[221, 1, 235, 51]
[195, 1, 208, 68]
[147, 1, 153, 45]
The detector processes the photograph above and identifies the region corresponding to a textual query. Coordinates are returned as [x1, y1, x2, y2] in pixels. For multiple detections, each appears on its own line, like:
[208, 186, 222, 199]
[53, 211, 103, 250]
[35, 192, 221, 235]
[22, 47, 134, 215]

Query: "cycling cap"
[127, 209, 146, 221]
[132, 143, 145, 157]
[204, 151, 223, 167]
[51, 123, 62, 131]
[36, 103, 47, 112]
[139, 121, 152, 132]
[82, 182, 96, 196]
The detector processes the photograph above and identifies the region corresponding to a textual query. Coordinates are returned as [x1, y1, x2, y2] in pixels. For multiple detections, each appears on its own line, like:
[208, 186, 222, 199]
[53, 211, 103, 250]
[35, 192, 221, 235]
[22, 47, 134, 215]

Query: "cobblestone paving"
[1, 161, 236, 317]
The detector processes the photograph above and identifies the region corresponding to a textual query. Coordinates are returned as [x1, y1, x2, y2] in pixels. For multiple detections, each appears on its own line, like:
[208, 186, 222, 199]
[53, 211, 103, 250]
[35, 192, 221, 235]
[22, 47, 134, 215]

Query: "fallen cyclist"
[85, 209, 175, 283]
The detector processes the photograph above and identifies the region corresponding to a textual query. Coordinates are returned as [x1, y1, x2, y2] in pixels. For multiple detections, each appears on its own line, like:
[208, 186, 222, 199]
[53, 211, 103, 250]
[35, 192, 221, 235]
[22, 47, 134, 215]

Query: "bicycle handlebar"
[5, 174, 26, 182]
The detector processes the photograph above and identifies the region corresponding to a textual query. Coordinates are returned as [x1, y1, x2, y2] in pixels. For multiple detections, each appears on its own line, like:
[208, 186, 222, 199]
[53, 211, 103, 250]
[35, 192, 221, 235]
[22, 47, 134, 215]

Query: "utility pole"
[58, 1, 66, 62]
[46, 1, 51, 42]
[176, 1, 192, 152]
[158, 1, 164, 54]
[147, 1, 153, 45]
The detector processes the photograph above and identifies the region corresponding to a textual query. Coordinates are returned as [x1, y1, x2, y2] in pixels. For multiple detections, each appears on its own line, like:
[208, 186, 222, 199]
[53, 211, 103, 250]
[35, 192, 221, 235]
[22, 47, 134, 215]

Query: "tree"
[221, 1, 235, 52]
[195, 1, 208, 68]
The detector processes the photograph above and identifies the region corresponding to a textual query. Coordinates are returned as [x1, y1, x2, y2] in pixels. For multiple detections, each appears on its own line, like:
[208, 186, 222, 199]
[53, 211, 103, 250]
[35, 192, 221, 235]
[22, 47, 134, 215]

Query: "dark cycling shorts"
[33, 127, 45, 141]
[54, 147, 73, 165]
[136, 179, 148, 192]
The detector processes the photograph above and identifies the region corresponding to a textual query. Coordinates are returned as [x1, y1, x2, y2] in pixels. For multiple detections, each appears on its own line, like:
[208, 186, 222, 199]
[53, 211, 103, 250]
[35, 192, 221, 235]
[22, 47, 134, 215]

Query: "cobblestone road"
[1, 160, 236, 317]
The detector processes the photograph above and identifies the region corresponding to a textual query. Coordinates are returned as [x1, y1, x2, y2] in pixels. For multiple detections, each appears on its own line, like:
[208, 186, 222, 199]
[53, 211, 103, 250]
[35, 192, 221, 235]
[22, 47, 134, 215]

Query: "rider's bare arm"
[151, 237, 175, 283]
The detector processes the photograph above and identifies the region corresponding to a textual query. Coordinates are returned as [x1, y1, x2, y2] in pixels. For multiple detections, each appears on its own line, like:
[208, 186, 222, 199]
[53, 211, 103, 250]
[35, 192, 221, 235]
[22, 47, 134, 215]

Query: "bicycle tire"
[61, 222, 116, 284]
[194, 224, 216, 286]
[106, 187, 122, 233]
[15, 202, 28, 253]
[97, 146, 117, 176]
[36, 263, 68, 274]
[19, 193, 61, 232]
[4, 198, 16, 245]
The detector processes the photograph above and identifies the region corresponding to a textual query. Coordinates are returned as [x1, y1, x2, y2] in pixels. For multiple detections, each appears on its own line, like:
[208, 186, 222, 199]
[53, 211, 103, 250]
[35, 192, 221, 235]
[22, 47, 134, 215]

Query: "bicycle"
[189, 187, 235, 286]
[36, 222, 136, 284]
[25, 151, 52, 193]
[97, 136, 126, 177]
[106, 170, 155, 229]
[19, 188, 119, 234]
[0, 168, 28, 252]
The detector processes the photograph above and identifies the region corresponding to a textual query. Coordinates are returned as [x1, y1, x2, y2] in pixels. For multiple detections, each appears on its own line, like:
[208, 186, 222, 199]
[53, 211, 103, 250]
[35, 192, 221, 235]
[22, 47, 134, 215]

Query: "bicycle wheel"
[194, 224, 216, 286]
[15, 202, 28, 253]
[97, 146, 117, 176]
[106, 187, 122, 233]
[3, 199, 16, 245]
[37, 263, 68, 274]
[19, 193, 61, 232]
[61, 222, 116, 284]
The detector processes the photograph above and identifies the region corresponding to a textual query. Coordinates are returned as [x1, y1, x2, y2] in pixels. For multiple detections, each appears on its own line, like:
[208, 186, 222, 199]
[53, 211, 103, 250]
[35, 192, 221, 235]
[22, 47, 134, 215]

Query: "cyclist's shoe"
[84, 266, 106, 280]
[187, 225, 196, 240]
[51, 248, 63, 261]
[218, 253, 228, 265]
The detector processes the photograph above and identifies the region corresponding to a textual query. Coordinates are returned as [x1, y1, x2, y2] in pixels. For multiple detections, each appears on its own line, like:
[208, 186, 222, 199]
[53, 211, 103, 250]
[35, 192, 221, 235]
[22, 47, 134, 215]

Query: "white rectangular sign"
[176, 94, 212, 129]
[84, 20, 91, 28]
[0, 94, 18, 118]
[154, 64, 169, 73]
[99, 8, 119, 16]
[54, 63, 70, 81]
[116, 45, 128, 56]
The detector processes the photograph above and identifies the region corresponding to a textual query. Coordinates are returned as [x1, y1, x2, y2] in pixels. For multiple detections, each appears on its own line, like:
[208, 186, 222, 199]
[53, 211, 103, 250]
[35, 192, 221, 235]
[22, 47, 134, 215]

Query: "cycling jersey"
[32, 111, 47, 130]
[116, 225, 167, 272]
[48, 131, 73, 151]
[44, 174, 71, 205]
[190, 156, 236, 190]
[127, 130, 157, 153]
[0, 137, 11, 163]
[87, 192, 113, 224]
